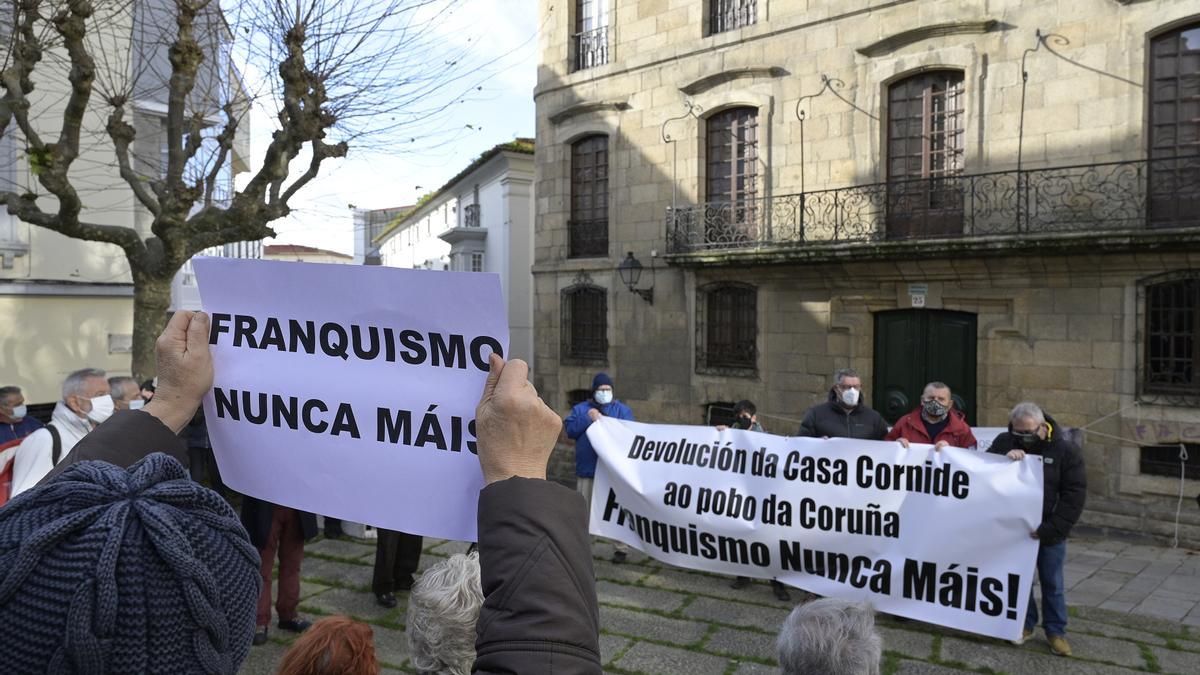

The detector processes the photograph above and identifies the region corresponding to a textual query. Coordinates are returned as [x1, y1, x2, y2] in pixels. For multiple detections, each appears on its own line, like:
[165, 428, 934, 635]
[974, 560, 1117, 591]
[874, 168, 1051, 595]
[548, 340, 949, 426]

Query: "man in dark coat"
[373, 528, 424, 608]
[989, 402, 1086, 658]
[797, 368, 889, 440]
[241, 497, 318, 645]
[473, 354, 601, 672]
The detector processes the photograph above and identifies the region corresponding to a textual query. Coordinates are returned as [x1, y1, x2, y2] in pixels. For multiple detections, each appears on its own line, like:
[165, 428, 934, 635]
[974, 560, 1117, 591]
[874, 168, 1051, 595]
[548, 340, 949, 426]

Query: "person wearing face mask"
[0, 386, 43, 445]
[565, 372, 635, 562]
[718, 400, 792, 601]
[797, 368, 889, 441]
[108, 375, 146, 412]
[885, 381, 978, 451]
[988, 402, 1086, 657]
[9, 368, 112, 497]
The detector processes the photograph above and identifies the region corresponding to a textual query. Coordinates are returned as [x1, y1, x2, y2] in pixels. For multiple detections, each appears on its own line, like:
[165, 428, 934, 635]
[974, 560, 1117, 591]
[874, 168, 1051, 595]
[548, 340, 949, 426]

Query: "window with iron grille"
[886, 70, 966, 239]
[1148, 23, 1200, 227]
[573, 0, 608, 71]
[471, 252, 484, 272]
[709, 0, 756, 35]
[1144, 273, 1200, 396]
[569, 135, 608, 258]
[697, 282, 757, 375]
[705, 107, 759, 246]
[1139, 443, 1199, 480]
[562, 285, 608, 363]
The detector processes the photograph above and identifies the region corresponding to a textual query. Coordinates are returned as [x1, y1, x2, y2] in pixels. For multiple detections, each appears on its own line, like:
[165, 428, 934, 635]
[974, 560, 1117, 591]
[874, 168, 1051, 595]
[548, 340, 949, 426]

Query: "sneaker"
[730, 576, 751, 590]
[376, 592, 397, 609]
[252, 626, 269, 646]
[771, 580, 791, 602]
[1047, 635, 1072, 656]
[277, 618, 312, 634]
[1011, 628, 1035, 646]
[611, 550, 627, 564]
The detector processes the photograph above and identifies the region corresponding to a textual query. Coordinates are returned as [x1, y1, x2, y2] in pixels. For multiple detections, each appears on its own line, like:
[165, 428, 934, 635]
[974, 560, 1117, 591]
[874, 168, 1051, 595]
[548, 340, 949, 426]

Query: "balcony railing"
[710, 0, 756, 35]
[573, 26, 609, 71]
[464, 203, 481, 228]
[666, 156, 1200, 254]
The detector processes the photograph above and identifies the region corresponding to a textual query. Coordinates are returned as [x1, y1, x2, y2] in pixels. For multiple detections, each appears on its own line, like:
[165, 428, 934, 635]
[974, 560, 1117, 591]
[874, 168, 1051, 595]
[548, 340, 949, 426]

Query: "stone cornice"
[548, 100, 631, 125]
[678, 66, 789, 96]
[857, 20, 998, 57]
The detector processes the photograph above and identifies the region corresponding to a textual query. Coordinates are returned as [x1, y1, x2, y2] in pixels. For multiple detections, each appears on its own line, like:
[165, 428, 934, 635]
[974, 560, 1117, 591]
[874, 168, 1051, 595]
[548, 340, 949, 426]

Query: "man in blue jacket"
[565, 372, 635, 563]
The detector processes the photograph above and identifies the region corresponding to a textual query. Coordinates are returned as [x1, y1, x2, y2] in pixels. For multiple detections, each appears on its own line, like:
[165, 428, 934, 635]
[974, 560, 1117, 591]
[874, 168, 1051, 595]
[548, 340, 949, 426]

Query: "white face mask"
[128, 399, 145, 411]
[594, 390, 613, 405]
[840, 387, 860, 407]
[9, 405, 27, 420]
[85, 394, 115, 424]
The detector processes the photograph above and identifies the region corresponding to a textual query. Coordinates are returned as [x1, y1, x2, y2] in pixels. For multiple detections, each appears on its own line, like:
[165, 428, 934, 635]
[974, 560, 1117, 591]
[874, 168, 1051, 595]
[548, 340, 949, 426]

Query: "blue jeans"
[1026, 540, 1068, 636]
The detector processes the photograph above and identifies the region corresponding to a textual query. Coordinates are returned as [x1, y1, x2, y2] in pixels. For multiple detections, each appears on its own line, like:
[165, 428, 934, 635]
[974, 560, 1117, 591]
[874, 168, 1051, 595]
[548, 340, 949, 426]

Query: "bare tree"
[0, 0, 478, 380]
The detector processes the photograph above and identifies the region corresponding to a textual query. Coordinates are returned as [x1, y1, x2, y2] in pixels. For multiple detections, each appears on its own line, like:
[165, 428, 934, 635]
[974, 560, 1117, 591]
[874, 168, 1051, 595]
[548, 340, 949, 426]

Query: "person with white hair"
[777, 598, 882, 675]
[10, 367, 112, 496]
[407, 552, 484, 674]
[988, 401, 1086, 657]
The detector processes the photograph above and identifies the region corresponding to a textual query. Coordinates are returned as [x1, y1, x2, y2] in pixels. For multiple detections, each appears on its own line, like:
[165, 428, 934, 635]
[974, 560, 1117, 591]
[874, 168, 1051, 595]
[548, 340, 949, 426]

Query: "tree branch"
[105, 101, 162, 216]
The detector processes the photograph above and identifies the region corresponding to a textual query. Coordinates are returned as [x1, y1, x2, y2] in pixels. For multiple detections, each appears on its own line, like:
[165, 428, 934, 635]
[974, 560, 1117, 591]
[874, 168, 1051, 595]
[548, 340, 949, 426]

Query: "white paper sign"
[587, 418, 1044, 640]
[194, 257, 508, 541]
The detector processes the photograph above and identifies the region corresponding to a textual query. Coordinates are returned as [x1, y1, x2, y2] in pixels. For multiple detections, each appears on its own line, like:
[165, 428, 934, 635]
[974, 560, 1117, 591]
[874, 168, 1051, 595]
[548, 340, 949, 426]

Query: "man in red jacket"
[885, 381, 978, 450]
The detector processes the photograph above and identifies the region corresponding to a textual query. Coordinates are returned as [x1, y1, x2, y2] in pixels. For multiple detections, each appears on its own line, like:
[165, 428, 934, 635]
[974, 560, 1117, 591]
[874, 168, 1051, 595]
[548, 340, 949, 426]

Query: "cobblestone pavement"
[240, 535, 1200, 674]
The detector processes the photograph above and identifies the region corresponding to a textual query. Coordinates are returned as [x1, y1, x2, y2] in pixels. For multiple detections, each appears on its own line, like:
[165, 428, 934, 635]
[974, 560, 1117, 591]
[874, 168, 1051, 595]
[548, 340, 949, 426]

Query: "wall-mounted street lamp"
[617, 251, 655, 304]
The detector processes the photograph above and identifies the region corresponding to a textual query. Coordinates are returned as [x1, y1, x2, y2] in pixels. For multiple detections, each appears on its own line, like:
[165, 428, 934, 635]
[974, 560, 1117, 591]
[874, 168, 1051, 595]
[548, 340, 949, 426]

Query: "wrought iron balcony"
[666, 156, 1200, 255]
[573, 26, 608, 71]
[710, 0, 757, 35]
[463, 203, 481, 228]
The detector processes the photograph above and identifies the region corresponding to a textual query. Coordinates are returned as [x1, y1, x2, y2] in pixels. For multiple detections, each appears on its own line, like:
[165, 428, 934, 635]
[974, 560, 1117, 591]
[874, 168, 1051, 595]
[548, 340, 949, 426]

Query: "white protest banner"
[194, 257, 508, 541]
[974, 427, 1006, 452]
[587, 418, 1044, 640]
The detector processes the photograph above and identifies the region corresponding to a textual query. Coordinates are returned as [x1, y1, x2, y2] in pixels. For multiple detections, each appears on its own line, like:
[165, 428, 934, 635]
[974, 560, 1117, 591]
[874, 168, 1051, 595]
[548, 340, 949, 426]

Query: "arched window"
[705, 107, 759, 245]
[569, 135, 608, 258]
[1149, 22, 1200, 226]
[886, 70, 965, 238]
[561, 283, 607, 363]
[697, 282, 757, 374]
[1143, 271, 1200, 395]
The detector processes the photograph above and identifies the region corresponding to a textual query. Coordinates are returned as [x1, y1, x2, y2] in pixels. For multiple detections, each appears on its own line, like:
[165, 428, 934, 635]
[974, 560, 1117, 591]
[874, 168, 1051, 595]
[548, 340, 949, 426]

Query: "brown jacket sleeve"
[473, 477, 601, 674]
[37, 410, 188, 487]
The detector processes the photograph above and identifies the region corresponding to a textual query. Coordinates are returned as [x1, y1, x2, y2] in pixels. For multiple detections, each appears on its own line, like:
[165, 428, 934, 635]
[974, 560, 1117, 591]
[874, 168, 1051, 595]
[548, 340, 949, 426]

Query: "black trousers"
[188, 446, 227, 500]
[373, 529, 423, 594]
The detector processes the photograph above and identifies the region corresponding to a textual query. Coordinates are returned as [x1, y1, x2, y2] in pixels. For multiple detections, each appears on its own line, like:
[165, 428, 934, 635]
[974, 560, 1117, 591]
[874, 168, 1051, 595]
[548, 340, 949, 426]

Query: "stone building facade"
[532, 0, 1200, 546]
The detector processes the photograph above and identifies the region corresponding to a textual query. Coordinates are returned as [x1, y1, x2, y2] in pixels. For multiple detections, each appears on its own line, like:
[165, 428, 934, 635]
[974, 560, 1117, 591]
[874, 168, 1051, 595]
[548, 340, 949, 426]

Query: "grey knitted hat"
[0, 453, 262, 673]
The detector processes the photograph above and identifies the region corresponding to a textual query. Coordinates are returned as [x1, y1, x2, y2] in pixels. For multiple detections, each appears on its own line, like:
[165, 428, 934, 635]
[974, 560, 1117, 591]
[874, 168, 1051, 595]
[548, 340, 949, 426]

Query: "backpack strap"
[46, 423, 62, 465]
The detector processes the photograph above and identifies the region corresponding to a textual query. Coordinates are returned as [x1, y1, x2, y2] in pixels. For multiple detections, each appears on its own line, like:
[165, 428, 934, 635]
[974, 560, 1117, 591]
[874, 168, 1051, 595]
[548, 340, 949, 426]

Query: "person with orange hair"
[276, 615, 380, 675]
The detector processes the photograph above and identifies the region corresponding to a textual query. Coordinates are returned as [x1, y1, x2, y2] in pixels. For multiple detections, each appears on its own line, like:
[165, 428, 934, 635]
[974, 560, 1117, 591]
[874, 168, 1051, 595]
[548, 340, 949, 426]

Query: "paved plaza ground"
[240, 534, 1200, 674]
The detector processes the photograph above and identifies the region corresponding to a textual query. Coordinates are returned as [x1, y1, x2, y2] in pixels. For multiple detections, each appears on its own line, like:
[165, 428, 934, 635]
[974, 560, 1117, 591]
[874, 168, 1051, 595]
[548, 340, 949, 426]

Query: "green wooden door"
[873, 309, 977, 425]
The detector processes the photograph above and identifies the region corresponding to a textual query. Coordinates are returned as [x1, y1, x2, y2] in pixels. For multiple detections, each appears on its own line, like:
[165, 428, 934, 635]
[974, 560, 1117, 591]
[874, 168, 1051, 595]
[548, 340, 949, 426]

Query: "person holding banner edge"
[989, 402, 1087, 657]
[721, 400, 792, 602]
[885, 381, 978, 451]
[565, 372, 635, 563]
[797, 368, 889, 441]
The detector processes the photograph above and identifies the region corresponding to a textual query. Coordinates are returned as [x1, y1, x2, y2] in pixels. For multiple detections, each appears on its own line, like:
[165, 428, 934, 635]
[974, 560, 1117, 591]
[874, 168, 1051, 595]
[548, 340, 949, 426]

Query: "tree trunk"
[131, 274, 174, 384]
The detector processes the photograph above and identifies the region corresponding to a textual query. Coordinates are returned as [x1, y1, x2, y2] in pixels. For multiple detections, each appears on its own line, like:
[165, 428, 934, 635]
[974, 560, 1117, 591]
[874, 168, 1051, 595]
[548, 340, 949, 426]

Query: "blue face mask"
[594, 390, 613, 405]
